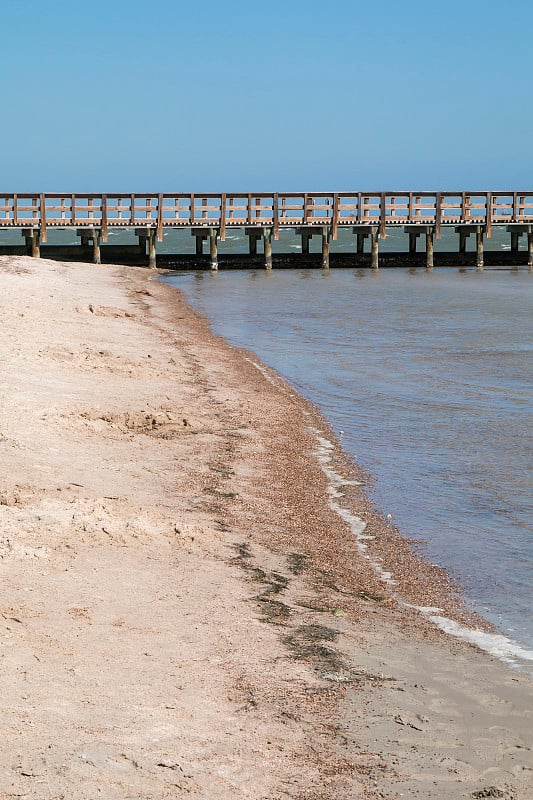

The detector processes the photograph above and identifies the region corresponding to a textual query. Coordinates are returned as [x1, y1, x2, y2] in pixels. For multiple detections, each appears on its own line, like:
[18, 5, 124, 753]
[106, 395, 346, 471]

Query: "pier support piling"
[77, 228, 100, 264]
[456, 225, 479, 262]
[371, 230, 379, 270]
[22, 229, 40, 258]
[425, 228, 434, 270]
[405, 226, 429, 262]
[191, 230, 209, 257]
[148, 229, 157, 269]
[321, 227, 330, 270]
[136, 228, 156, 268]
[263, 228, 272, 270]
[136, 229, 148, 258]
[353, 226, 374, 264]
[476, 228, 484, 270]
[507, 224, 533, 269]
[209, 229, 218, 271]
[301, 232, 311, 254]
[245, 228, 262, 256]
[92, 229, 101, 265]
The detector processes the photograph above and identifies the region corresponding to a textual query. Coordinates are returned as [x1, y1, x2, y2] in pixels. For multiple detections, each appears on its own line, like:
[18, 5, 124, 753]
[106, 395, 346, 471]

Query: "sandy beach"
[0, 254, 531, 800]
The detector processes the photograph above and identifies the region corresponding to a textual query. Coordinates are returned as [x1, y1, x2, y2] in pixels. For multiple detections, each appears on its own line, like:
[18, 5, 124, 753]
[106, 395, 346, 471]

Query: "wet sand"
[0, 255, 531, 799]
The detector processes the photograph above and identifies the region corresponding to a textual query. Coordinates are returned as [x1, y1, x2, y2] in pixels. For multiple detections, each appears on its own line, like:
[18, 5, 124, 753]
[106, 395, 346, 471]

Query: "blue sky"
[1, 0, 531, 190]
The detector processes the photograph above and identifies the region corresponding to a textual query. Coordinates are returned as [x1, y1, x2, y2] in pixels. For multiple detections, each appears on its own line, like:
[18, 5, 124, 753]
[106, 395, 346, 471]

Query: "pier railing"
[1, 191, 533, 242]
[1, 191, 532, 271]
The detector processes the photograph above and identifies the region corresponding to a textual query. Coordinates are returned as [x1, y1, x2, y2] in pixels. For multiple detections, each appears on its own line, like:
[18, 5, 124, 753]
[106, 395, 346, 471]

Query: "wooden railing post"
[220, 193, 227, 241]
[380, 192, 386, 238]
[273, 193, 279, 241]
[332, 193, 340, 240]
[101, 194, 108, 242]
[40, 193, 47, 243]
[157, 193, 163, 242]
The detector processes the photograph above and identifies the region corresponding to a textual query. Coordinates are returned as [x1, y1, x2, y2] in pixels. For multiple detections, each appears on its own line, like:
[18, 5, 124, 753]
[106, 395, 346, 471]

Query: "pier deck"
[1, 191, 532, 269]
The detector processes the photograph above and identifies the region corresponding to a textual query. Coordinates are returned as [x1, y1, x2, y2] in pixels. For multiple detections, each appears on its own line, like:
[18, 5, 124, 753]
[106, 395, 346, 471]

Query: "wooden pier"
[1, 191, 532, 270]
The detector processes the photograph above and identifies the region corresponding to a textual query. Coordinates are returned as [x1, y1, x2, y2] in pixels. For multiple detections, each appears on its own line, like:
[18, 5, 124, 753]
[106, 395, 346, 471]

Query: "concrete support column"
[209, 228, 218, 271]
[263, 228, 272, 270]
[321, 227, 330, 270]
[371, 231, 379, 270]
[426, 229, 434, 270]
[476, 229, 484, 270]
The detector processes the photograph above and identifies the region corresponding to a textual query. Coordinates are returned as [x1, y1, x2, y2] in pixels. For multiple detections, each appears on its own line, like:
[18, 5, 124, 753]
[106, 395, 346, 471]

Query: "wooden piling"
[371, 230, 379, 270]
[25, 229, 40, 258]
[357, 233, 365, 255]
[245, 229, 261, 256]
[322, 227, 330, 270]
[426, 228, 434, 270]
[210, 229, 218, 271]
[263, 228, 272, 270]
[301, 232, 310, 254]
[459, 230, 467, 254]
[148, 229, 157, 269]
[476, 228, 484, 270]
[528, 230, 533, 269]
[511, 230, 519, 252]
[92, 229, 101, 265]
[409, 231, 418, 254]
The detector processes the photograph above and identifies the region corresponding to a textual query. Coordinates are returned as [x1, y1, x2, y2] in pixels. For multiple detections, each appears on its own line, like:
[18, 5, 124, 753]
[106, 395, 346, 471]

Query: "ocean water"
[162, 266, 533, 659]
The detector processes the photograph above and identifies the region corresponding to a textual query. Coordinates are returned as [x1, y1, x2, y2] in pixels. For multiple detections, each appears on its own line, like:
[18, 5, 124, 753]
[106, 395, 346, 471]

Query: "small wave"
[311, 430, 533, 671]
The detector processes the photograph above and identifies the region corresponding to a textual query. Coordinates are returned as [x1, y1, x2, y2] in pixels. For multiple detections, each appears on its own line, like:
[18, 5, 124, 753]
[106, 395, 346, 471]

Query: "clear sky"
[1, 0, 531, 191]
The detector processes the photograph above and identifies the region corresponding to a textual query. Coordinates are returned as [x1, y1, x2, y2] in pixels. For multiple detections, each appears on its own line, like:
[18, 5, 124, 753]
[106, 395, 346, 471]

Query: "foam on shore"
[313, 430, 533, 672]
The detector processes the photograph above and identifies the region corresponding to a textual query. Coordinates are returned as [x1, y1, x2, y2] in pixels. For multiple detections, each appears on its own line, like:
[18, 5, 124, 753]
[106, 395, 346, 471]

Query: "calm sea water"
[162, 266, 533, 653]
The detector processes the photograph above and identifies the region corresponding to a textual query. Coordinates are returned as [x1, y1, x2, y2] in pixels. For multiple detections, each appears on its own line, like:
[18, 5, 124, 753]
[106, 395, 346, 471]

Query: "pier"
[1, 191, 532, 270]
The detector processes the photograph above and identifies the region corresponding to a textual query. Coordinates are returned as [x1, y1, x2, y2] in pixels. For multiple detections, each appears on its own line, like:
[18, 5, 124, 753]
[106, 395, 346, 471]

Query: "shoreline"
[0, 255, 532, 799]
[159, 268, 533, 669]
